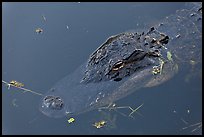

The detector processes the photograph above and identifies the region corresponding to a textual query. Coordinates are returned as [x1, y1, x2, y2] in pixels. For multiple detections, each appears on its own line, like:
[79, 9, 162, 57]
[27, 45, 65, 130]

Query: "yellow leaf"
[68, 117, 75, 123]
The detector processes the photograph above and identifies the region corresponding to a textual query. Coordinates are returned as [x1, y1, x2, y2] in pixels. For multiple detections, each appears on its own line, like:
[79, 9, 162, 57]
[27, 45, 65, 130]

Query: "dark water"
[2, 2, 202, 135]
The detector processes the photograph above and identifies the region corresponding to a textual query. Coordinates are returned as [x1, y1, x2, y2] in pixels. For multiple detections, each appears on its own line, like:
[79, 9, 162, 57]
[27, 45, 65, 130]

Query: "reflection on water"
[2, 2, 202, 135]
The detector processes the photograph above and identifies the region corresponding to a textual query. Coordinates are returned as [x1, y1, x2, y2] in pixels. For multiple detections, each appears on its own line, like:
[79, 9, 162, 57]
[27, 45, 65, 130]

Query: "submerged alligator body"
[39, 2, 202, 118]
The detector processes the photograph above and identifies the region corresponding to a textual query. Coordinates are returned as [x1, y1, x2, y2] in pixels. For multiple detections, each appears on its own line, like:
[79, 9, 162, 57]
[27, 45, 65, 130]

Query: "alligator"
[39, 2, 202, 118]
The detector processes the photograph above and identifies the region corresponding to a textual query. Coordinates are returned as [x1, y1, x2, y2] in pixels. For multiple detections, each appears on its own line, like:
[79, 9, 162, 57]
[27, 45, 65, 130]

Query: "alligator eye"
[112, 61, 124, 71]
[159, 35, 169, 45]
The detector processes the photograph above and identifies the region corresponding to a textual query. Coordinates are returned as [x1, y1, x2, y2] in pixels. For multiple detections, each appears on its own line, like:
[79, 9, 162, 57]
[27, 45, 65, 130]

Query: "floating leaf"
[93, 120, 106, 129]
[2, 80, 43, 96]
[167, 51, 173, 61]
[9, 80, 24, 88]
[67, 117, 75, 123]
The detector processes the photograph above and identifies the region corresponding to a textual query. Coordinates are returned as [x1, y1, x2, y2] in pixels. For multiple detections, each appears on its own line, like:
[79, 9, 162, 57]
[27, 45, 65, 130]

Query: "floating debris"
[167, 51, 173, 61]
[98, 110, 117, 129]
[189, 60, 196, 66]
[42, 14, 46, 21]
[6, 83, 11, 89]
[152, 66, 161, 75]
[182, 121, 202, 133]
[128, 103, 144, 117]
[151, 58, 165, 75]
[35, 28, 43, 34]
[176, 34, 181, 38]
[93, 120, 106, 129]
[67, 117, 75, 124]
[98, 103, 143, 119]
[181, 118, 189, 125]
[9, 80, 24, 88]
[2, 80, 43, 96]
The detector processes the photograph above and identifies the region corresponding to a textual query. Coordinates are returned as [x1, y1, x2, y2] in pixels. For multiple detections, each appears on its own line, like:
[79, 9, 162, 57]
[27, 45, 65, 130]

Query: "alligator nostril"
[43, 95, 64, 110]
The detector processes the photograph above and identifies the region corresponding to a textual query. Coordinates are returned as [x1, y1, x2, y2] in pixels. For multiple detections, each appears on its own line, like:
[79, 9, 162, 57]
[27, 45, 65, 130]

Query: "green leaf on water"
[67, 117, 75, 124]
[167, 51, 173, 61]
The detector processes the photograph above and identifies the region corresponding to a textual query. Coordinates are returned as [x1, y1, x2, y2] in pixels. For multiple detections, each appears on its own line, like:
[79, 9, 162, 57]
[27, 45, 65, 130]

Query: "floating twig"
[181, 121, 202, 133]
[2, 80, 43, 96]
[98, 103, 144, 118]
